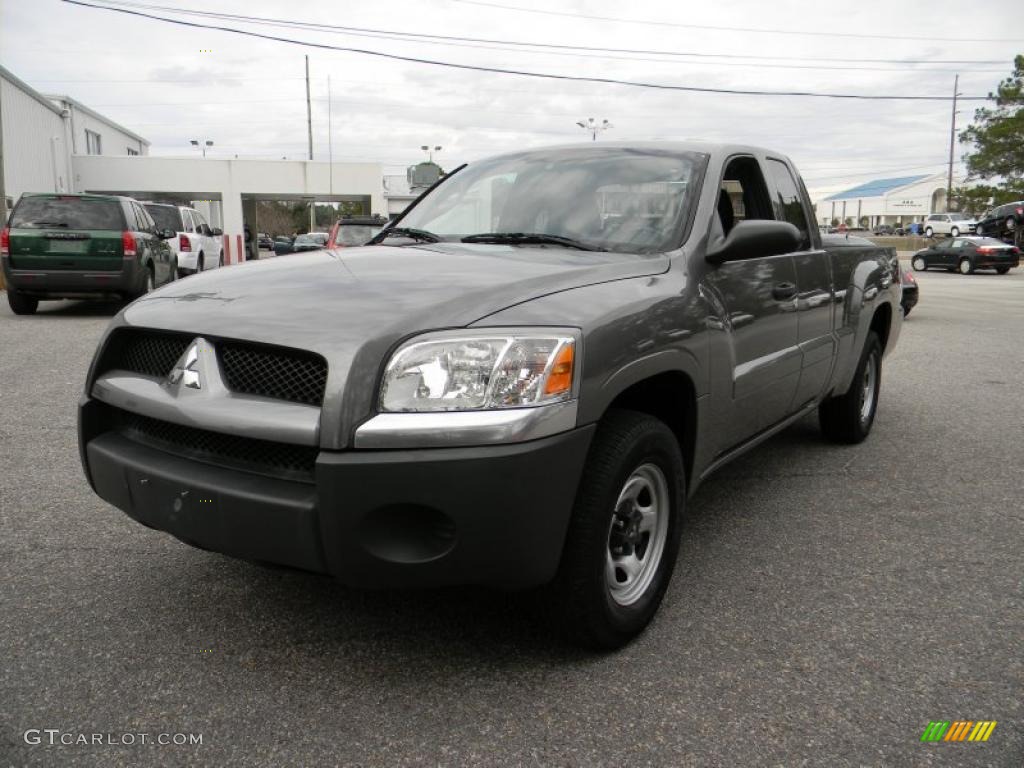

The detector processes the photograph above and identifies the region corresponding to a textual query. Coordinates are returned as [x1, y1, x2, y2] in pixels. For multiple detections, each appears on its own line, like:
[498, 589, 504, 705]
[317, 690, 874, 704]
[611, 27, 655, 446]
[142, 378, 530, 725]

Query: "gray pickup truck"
[79, 142, 902, 648]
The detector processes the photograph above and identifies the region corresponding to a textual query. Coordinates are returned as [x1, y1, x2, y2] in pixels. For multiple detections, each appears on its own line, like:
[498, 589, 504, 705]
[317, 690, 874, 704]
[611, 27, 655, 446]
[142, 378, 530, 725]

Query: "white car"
[923, 212, 978, 238]
[142, 202, 223, 277]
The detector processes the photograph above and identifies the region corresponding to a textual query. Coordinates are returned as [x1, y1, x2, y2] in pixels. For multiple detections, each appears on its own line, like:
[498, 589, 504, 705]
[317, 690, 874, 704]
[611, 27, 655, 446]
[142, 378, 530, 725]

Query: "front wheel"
[911, 255, 927, 272]
[924, 227, 934, 237]
[547, 410, 685, 650]
[7, 290, 39, 315]
[819, 331, 882, 444]
[959, 257, 974, 275]
[996, 266, 1010, 274]
[951, 227, 960, 237]
[1007, 217, 1017, 232]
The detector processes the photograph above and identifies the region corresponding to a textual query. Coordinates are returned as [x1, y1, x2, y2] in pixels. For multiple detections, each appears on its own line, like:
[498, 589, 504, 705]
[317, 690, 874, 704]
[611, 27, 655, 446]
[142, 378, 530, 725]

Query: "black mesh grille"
[116, 333, 191, 378]
[116, 410, 317, 482]
[101, 329, 327, 406]
[218, 344, 327, 406]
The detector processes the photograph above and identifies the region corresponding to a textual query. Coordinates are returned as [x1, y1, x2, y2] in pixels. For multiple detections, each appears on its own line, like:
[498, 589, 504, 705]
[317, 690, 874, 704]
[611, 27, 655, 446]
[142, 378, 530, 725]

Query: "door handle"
[772, 282, 798, 301]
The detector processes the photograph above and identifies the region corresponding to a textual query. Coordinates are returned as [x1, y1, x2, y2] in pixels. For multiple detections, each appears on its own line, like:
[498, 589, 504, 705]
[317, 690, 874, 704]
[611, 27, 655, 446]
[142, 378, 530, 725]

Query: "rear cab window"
[766, 158, 812, 250]
[10, 196, 124, 230]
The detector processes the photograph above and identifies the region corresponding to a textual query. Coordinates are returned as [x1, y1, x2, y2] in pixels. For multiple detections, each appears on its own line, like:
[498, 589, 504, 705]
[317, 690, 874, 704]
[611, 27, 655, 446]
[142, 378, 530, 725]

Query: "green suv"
[1, 193, 177, 315]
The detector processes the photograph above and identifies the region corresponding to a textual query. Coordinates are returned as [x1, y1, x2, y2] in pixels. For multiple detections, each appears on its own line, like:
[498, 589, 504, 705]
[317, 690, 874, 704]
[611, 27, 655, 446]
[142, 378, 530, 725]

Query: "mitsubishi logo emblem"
[168, 340, 203, 390]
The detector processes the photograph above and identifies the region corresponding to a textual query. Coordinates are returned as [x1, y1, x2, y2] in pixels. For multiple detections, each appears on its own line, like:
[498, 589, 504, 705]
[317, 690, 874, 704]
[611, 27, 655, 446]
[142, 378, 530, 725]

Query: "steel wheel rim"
[960, 259, 971, 274]
[859, 353, 877, 425]
[912, 257, 925, 271]
[606, 463, 670, 607]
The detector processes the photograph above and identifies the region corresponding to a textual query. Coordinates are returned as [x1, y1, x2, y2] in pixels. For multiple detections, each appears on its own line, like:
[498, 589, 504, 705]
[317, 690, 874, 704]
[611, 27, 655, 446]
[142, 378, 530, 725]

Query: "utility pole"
[946, 73, 959, 213]
[327, 75, 333, 196]
[305, 55, 314, 231]
[305, 55, 313, 161]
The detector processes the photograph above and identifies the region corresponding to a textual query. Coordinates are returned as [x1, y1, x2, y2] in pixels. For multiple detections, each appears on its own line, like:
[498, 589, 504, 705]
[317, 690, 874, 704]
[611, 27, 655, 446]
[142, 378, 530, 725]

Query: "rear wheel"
[959, 257, 974, 275]
[950, 226, 960, 237]
[911, 255, 926, 272]
[7, 290, 39, 315]
[196, 253, 205, 273]
[819, 332, 882, 444]
[547, 410, 685, 650]
[924, 227, 934, 237]
[996, 266, 1010, 274]
[1007, 217, 1017, 231]
[218, 252, 224, 267]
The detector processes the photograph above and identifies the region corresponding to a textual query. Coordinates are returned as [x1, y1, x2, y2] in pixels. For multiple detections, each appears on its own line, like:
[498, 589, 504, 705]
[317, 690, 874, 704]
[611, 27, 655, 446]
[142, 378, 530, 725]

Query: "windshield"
[143, 204, 183, 232]
[397, 148, 707, 254]
[11, 197, 123, 230]
[337, 225, 382, 246]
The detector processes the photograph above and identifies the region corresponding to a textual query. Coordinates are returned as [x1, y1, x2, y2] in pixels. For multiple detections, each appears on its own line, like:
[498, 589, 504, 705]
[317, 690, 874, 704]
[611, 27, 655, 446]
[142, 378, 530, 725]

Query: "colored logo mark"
[921, 721, 997, 742]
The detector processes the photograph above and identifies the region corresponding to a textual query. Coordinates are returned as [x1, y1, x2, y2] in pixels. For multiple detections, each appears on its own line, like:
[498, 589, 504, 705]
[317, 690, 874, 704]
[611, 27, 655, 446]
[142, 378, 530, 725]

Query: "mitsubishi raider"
[78, 143, 902, 648]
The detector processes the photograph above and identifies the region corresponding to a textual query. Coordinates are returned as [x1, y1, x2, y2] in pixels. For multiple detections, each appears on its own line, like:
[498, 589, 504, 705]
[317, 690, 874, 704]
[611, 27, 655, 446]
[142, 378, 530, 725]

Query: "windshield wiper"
[33, 221, 69, 228]
[369, 227, 441, 244]
[461, 232, 606, 251]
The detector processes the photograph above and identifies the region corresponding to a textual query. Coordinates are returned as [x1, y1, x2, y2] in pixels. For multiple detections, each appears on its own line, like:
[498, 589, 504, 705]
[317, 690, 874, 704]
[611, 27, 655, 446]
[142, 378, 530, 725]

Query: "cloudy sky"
[2, 0, 1021, 198]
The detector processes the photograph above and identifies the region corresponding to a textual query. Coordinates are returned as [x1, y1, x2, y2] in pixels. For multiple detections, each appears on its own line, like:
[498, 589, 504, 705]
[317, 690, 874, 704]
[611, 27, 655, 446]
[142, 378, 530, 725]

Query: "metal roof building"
[813, 172, 962, 228]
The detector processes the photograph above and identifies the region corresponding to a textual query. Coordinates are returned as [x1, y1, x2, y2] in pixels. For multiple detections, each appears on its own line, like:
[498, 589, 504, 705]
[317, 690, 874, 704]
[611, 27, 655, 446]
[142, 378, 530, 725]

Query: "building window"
[85, 129, 102, 155]
[127, 147, 139, 156]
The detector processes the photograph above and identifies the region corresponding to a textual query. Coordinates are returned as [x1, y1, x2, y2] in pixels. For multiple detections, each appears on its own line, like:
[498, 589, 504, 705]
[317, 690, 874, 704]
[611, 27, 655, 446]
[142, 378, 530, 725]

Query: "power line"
[76, 0, 1011, 71]
[62, 0, 993, 101]
[451, 0, 1024, 44]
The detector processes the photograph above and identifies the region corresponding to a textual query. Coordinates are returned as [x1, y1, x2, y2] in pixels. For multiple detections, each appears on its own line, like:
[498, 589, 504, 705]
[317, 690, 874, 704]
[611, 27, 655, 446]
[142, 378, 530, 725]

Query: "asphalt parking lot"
[1, 261, 1021, 767]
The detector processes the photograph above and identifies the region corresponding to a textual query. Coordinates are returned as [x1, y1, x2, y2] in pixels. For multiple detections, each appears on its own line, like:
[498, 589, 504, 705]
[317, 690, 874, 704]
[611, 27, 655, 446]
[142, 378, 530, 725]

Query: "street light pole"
[576, 118, 612, 141]
[190, 139, 214, 158]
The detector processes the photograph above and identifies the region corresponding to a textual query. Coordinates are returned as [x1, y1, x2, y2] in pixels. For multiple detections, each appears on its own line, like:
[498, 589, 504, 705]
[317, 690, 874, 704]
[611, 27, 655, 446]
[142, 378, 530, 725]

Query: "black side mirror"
[210, 227, 223, 237]
[706, 220, 802, 265]
[159, 228, 177, 240]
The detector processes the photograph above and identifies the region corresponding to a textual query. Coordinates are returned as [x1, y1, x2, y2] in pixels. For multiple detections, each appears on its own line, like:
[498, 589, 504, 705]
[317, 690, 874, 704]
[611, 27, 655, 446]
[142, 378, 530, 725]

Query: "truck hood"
[119, 242, 667, 448]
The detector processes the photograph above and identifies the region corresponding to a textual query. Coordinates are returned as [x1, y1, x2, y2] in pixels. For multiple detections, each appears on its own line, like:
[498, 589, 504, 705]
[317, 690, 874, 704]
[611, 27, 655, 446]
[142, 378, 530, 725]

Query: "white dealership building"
[1, 64, 385, 263]
[812, 173, 967, 229]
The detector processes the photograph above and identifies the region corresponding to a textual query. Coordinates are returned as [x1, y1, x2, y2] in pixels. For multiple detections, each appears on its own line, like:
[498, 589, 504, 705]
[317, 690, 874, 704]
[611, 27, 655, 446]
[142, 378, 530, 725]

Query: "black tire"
[196, 253, 205, 273]
[911, 255, 927, 272]
[996, 266, 1010, 274]
[819, 331, 882, 445]
[7, 290, 39, 315]
[950, 226, 960, 237]
[924, 227, 934, 237]
[547, 409, 685, 650]
[901, 303, 912, 317]
[218, 252, 224, 267]
[958, 257, 974, 275]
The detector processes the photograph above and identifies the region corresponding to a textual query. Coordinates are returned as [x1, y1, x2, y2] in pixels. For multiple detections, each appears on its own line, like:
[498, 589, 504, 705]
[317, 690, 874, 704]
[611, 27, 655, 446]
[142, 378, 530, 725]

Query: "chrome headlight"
[380, 330, 578, 412]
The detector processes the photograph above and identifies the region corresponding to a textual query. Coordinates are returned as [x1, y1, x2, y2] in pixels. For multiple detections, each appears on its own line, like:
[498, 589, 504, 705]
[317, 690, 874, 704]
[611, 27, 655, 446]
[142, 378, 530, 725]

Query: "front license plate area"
[128, 470, 219, 537]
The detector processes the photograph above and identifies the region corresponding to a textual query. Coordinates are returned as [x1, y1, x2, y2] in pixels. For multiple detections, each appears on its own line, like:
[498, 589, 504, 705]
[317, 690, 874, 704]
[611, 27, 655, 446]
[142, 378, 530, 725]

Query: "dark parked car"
[257, 232, 274, 250]
[78, 142, 901, 648]
[2, 193, 177, 314]
[291, 232, 328, 253]
[974, 200, 1024, 240]
[327, 215, 387, 248]
[910, 236, 1020, 274]
[872, 225, 895, 236]
[901, 269, 918, 316]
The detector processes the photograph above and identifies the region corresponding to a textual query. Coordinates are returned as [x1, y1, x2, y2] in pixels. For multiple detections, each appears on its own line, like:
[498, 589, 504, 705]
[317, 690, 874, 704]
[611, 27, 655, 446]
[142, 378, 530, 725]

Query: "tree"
[956, 55, 1024, 210]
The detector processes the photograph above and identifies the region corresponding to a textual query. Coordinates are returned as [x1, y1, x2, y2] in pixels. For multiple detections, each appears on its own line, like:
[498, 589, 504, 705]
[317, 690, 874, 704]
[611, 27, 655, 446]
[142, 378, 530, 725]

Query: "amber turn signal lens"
[544, 342, 575, 396]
